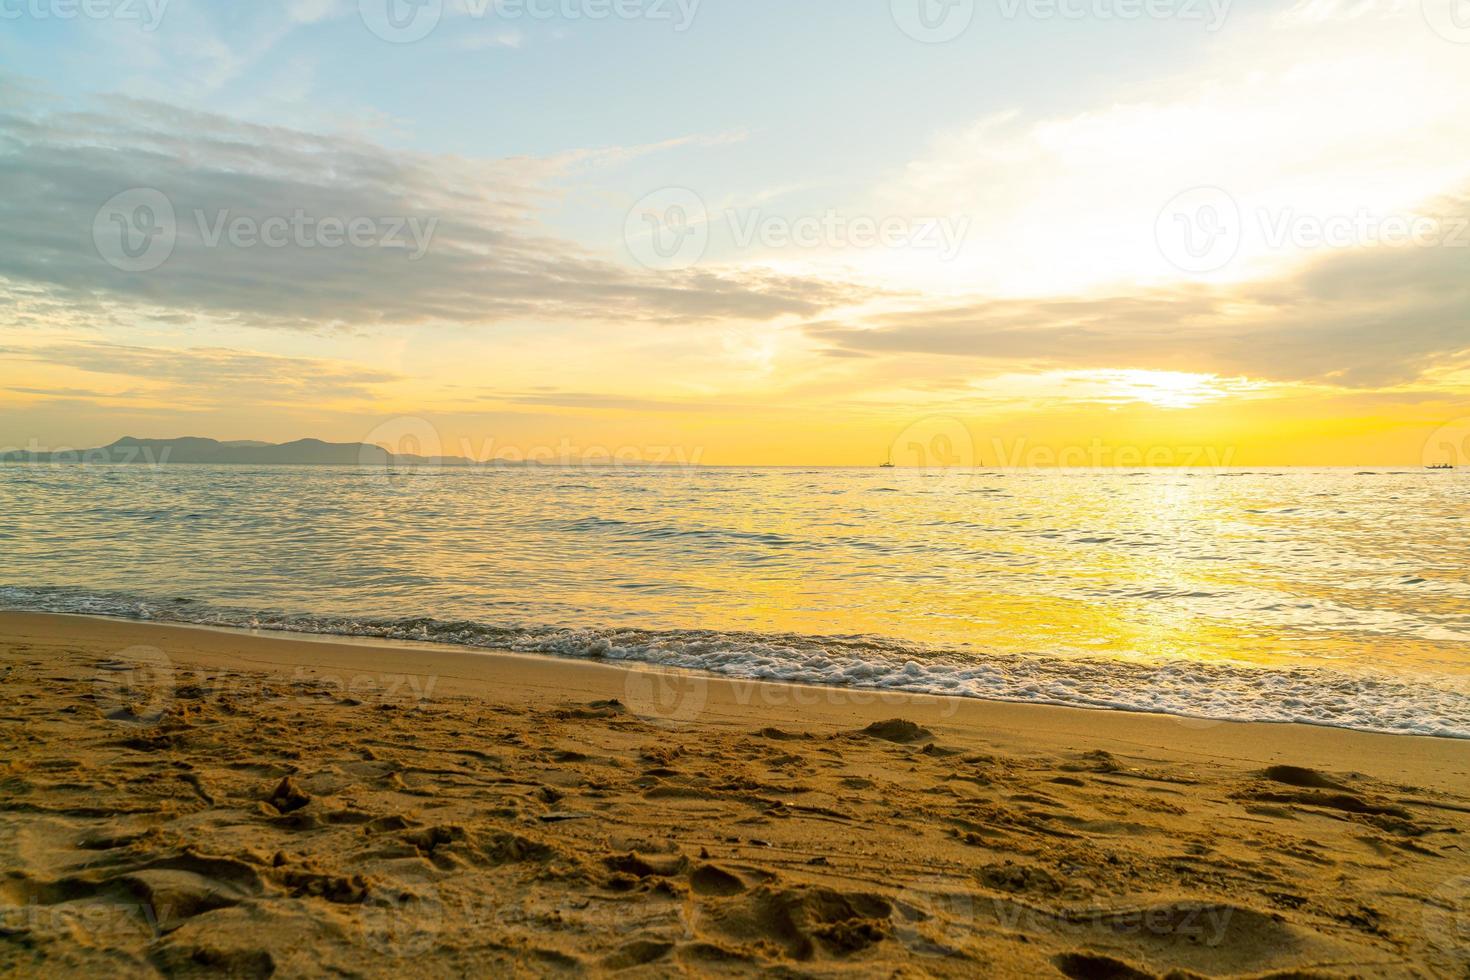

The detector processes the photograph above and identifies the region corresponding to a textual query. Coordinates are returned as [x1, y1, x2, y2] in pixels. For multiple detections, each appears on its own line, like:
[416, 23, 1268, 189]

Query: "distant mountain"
[0, 436, 498, 466]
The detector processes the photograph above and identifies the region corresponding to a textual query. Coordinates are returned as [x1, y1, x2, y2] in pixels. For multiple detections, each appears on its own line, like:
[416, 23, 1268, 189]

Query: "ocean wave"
[3, 585, 1466, 739]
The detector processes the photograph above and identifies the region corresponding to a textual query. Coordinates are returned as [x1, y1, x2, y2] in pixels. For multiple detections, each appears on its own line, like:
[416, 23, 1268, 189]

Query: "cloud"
[488, 390, 729, 412]
[808, 209, 1470, 388]
[457, 29, 526, 49]
[4, 342, 403, 405]
[284, 0, 353, 23]
[0, 92, 863, 331]
[1, 386, 118, 399]
[865, 1, 1470, 298]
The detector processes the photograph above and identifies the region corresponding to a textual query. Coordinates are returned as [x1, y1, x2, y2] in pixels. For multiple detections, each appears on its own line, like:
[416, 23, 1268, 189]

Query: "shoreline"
[3, 604, 1465, 742]
[3, 610, 1468, 975]
[6, 611, 1470, 771]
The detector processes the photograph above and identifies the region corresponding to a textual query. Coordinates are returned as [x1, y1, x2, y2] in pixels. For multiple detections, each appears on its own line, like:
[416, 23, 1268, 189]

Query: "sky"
[2, 0, 1469, 465]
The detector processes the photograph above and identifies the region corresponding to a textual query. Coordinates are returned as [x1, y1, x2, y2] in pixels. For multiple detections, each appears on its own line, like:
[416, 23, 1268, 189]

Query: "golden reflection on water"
[2, 464, 1467, 681]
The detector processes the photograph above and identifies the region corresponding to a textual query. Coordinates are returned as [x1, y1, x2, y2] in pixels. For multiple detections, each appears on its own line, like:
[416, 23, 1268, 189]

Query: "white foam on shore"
[4, 585, 1467, 738]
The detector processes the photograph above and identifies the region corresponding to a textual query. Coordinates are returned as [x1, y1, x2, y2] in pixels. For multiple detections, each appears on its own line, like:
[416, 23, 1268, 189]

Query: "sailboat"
[880, 452, 894, 468]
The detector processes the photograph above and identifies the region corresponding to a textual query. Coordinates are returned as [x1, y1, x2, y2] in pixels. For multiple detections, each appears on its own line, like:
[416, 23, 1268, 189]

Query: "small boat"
[1427, 463, 1455, 470]
[880, 453, 895, 468]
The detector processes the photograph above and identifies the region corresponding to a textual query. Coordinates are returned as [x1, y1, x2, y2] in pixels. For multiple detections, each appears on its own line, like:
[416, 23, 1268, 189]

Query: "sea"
[2, 463, 1467, 737]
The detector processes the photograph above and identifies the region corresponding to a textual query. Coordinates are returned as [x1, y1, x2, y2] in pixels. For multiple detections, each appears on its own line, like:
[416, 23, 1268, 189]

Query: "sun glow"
[1027, 370, 1262, 410]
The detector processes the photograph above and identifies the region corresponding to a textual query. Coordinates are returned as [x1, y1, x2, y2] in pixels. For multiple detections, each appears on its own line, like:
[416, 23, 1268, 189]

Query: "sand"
[0, 612, 1466, 978]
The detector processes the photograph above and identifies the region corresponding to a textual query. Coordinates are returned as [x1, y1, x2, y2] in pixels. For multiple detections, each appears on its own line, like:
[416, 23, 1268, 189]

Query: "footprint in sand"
[1261, 764, 1352, 790]
[854, 719, 934, 744]
[689, 863, 746, 897]
[698, 883, 892, 961]
[149, 946, 275, 979]
[1053, 951, 1153, 979]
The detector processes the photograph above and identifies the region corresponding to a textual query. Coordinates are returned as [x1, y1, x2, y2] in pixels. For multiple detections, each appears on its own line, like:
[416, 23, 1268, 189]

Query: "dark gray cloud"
[808, 206, 1470, 388]
[0, 93, 861, 329]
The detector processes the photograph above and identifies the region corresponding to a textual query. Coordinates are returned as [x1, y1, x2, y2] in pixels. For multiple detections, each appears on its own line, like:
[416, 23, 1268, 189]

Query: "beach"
[11, 0, 1470, 973]
[2, 611, 1466, 977]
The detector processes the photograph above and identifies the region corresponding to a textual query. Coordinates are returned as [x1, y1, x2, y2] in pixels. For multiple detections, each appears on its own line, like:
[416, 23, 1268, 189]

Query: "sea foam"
[3, 585, 1465, 739]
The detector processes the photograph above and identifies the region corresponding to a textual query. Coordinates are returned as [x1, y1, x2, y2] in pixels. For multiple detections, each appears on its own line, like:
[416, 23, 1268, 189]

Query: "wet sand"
[1, 611, 1467, 977]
